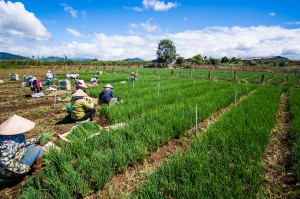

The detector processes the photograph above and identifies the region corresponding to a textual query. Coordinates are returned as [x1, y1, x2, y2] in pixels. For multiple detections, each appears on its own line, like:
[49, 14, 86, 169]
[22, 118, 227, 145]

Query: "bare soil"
[0, 68, 108, 198]
[262, 92, 300, 198]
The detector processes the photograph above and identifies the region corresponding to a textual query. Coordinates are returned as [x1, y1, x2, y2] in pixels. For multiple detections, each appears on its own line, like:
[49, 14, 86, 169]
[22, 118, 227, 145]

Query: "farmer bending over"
[90, 75, 98, 85]
[75, 80, 87, 92]
[0, 115, 44, 178]
[28, 77, 42, 93]
[129, 72, 136, 82]
[98, 84, 119, 105]
[71, 90, 96, 122]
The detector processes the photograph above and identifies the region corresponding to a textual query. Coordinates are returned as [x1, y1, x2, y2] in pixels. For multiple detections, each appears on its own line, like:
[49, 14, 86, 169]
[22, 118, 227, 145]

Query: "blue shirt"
[99, 88, 114, 104]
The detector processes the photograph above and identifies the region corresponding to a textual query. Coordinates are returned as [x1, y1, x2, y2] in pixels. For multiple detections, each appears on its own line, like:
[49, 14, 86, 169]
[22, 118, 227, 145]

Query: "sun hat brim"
[104, 84, 113, 89]
[0, 114, 35, 135]
[72, 89, 88, 97]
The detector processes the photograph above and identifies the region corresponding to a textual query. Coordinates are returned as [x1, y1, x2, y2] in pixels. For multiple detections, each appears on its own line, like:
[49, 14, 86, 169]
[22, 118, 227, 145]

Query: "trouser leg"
[20, 145, 44, 167]
[80, 108, 96, 121]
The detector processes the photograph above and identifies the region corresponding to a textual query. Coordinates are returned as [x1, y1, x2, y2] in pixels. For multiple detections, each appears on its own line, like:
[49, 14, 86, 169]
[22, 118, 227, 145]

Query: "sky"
[0, 0, 300, 60]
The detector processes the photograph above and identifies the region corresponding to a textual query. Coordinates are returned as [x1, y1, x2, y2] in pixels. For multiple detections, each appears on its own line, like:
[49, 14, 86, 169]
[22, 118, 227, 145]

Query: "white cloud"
[60, 3, 78, 18]
[142, 0, 179, 11]
[133, 7, 144, 12]
[2, 25, 300, 60]
[132, 0, 179, 12]
[129, 18, 159, 34]
[287, 21, 300, 25]
[66, 27, 85, 37]
[0, 1, 51, 41]
[268, 12, 276, 17]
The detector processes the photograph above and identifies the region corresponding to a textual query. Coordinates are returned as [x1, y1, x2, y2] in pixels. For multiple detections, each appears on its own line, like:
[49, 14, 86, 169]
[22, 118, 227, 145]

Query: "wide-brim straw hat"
[131, 72, 135, 75]
[72, 89, 88, 97]
[46, 72, 53, 78]
[77, 80, 87, 88]
[0, 114, 35, 135]
[104, 84, 113, 89]
[81, 83, 87, 88]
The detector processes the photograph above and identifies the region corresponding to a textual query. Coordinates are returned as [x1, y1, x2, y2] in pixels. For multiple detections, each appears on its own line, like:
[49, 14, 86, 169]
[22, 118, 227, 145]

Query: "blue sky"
[0, 0, 300, 60]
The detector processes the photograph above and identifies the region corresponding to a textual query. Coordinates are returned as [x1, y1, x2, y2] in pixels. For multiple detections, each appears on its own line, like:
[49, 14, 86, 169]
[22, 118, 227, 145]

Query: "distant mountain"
[243, 56, 289, 61]
[70, 58, 93, 61]
[124, 58, 145, 62]
[40, 56, 65, 61]
[0, 52, 28, 60]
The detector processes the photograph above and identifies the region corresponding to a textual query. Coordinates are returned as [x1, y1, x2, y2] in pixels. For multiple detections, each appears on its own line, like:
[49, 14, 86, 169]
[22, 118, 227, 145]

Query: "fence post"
[208, 70, 211, 80]
[195, 103, 198, 136]
[233, 70, 237, 81]
[260, 74, 265, 83]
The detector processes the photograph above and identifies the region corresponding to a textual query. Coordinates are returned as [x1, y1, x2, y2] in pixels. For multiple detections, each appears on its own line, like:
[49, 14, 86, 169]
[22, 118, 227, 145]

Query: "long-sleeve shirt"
[71, 98, 94, 120]
[129, 75, 135, 82]
[98, 88, 114, 104]
[0, 134, 40, 178]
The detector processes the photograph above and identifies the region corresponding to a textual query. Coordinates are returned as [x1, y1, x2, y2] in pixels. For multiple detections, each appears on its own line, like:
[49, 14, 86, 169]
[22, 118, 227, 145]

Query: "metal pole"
[195, 103, 198, 136]
[158, 82, 160, 96]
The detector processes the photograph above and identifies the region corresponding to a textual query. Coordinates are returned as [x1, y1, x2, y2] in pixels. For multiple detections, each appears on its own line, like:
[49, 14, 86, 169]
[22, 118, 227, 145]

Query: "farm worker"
[98, 84, 119, 105]
[71, 89, 96, 121]
[28, 77, 42, 93]
[45, 70, 53, 84]
[75, 80, 87, 92]
[35, 78, 43, 93]
[66, 71, 71, 79]
[0, 114, 44, 178]
[90, 75, 98, 85]
[129, 72, 136, 82]
[70, 74, 79, 80]
[50, 70, 56, 77]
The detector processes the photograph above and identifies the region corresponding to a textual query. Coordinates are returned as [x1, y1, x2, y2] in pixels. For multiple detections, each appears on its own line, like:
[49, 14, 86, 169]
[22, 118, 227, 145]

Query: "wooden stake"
[54, 91, 57, 109]
[235, 89, 237, 104]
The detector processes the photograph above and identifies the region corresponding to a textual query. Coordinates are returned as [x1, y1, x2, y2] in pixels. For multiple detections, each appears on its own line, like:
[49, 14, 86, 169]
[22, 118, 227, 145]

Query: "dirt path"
[262, 92, 300, 198]
[0, 68, 108, 198]
[85, 90, 257, 199]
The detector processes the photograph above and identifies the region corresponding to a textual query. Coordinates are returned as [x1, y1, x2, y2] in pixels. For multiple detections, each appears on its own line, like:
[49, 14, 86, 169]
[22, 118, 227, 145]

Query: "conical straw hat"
[46, 72, 53, 78]
[0, 114, 35, 135]
[104, 84, 113, 89]
[72, 89, 88, 97]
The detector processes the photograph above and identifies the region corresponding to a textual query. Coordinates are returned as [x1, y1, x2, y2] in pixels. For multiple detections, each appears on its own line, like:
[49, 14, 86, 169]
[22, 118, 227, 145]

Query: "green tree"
[176, 56, 185, 65]
[156, 39, 177, 66]
[221, 56, 230, 63]
[208, 57, 218, 65]
[191, 54, 204, 65]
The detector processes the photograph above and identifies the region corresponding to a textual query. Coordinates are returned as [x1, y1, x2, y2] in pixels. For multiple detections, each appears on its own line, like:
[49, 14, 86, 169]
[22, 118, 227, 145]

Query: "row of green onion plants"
[131, 86, 282, 198]
[290, 88, 300, 179]
[20, 76, 255, 198]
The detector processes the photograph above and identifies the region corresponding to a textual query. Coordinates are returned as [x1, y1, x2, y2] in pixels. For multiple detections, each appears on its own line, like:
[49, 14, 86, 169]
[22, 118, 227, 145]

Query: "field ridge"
[89, 89, 257, 199]
[262, 92, 299, 198]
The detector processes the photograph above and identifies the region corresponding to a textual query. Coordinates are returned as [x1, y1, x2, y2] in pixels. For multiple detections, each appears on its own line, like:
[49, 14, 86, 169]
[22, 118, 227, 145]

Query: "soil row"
[262, 92, 299, 198]
[87, 90, 257, 198]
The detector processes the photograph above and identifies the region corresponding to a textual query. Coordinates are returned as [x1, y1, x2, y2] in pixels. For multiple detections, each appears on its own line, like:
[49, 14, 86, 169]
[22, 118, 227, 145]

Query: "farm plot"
[290, 88, 300, 179]
[131, 86, 283, 198]
[0, 67, 299, 198]
[18, 75, 255, 198]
